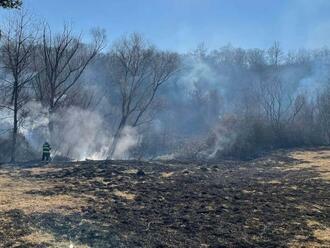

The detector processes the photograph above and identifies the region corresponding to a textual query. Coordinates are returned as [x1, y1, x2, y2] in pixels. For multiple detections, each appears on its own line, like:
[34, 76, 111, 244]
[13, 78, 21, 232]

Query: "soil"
[0, 148, 329, 247]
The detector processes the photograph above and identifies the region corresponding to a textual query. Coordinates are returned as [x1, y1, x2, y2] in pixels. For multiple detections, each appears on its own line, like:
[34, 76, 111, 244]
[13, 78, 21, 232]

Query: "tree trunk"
[48, 96, 55, 145]
[48, 110, 54, 143]
[10, 87, 18, 163]
[108, 116, 127, 159]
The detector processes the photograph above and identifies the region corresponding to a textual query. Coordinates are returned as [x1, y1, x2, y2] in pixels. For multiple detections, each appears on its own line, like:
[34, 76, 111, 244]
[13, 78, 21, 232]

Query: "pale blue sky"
[1, 0, 330, 52]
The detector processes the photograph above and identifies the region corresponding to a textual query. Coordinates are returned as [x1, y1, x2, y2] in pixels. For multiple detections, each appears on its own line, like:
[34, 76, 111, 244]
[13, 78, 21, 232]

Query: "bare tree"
[33, 25, 105, 140]
[0, 0, 22, 9]
[317, 88, 330, 144]
[267, 41, 283, 66]
[246, 48, 266, 70]
[0, 12, 37, 162]
[107, 33, 179, 158]
[256, 75, 305, 144]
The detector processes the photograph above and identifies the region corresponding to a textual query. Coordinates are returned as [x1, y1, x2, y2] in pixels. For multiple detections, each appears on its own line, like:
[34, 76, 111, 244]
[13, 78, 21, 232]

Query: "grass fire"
[0, 1, 329, 247]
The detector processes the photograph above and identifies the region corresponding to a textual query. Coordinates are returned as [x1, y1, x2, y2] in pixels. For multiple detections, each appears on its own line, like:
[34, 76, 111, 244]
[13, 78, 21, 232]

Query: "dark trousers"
[42, 153, 50, 161]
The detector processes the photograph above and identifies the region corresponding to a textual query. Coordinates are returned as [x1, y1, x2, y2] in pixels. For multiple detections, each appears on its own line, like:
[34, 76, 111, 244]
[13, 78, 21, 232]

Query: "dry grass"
[0, 173, 86, 214]
[289, 241, 329, 248]
[20, 230, 90, 248]
[22, 166, 63, 175]
[160, 172, 174, 178]
[22, 230, 54, 243]
[288, 150, 330, 181]
[113, 189, 136, 200]
[0, 149, 328, 247]
[242, 189, 256, 194]
[123, 168, 138, 174]
[290, 225, 330, 248]
[314, 228, 330, 242]
[306, 220, 330, 242]
[93, 176, 109, 185]
[285, 150, 330, 247]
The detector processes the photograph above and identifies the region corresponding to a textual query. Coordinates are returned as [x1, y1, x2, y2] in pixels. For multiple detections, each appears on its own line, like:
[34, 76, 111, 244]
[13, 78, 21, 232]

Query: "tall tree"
[33, 25, 105, 140]
[0, 12, 37, 162]
[107, 33, 179, 158]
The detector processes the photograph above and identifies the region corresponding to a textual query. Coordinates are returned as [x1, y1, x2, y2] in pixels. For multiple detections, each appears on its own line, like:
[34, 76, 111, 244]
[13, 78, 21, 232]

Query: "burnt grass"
[0, 149, 330, 247]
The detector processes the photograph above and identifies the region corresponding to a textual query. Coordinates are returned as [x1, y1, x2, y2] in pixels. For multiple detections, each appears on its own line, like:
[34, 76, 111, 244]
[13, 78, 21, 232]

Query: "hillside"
[0, 148, 329, 247]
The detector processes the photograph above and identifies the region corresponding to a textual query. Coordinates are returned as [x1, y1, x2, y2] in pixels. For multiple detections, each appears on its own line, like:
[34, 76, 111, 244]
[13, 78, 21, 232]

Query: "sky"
[1, 0, 330, 52]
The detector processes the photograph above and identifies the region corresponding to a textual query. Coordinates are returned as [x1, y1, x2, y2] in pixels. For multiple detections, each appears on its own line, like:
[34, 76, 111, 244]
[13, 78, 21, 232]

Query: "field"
[0, 148, 329, 247]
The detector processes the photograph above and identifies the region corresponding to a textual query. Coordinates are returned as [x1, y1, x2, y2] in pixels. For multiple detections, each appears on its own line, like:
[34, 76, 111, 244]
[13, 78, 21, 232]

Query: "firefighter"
[42, 142, 51, 161]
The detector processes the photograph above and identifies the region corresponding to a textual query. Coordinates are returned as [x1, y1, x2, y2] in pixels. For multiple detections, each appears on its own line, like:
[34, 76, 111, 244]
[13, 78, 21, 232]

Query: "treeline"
[155, 43, 330, 159]
[1, 11, 330, 161]
[90, 41, 330, 160]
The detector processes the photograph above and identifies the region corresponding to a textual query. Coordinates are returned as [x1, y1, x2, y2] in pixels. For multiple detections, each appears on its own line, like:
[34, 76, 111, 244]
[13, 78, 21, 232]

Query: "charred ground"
[0, 148, 329, 248]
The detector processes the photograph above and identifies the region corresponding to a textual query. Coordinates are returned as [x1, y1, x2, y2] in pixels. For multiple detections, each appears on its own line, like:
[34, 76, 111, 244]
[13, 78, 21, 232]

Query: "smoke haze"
[1, 10, 330, 161]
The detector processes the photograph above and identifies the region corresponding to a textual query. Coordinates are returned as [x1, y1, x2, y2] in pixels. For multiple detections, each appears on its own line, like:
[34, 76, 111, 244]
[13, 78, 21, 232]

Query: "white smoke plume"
[208, 121, 237, 158]
[21, 101, 50, 150]
[52, 106, 110, 160]
[112, 126, 141, 160]
[0, 101, 141, 161]
[296, 59, 330, 98]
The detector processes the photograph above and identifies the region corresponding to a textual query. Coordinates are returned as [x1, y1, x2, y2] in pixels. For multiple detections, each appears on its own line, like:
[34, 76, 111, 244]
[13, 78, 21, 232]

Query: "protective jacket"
[43, 143, 51, 154]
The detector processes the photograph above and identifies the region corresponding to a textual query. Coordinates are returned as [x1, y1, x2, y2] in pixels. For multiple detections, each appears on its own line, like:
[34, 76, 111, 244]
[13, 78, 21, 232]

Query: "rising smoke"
[16, 103, 140, 160]
[1, 26, 330, 161]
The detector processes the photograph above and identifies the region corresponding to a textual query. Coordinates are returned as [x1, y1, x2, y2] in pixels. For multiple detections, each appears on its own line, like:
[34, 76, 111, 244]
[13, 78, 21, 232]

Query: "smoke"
[51, 106, 110, 160]
[0, 101, 141, 161]
[112, 126, 141, 160]
[180, 55, 219, 92]
[0, 108, 12, 134]
[296, 59, 330, 98]
[208, 116, 238, 158]
[156, 46, 330, 159]
[51, 108, 142, 160]
[2, 44, 330, 161]
[21, 101, 50, 150]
